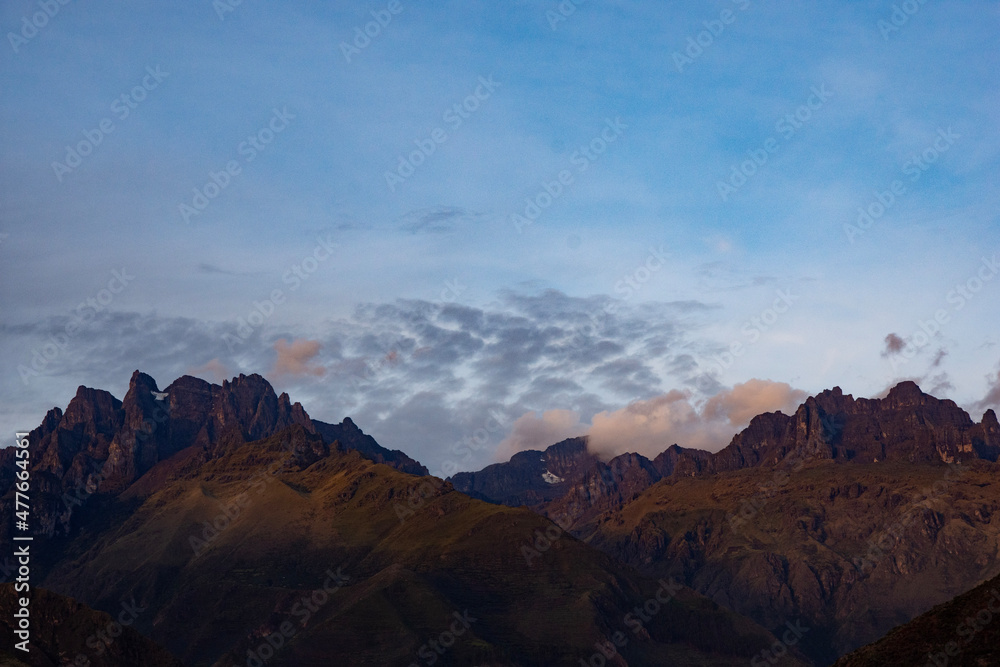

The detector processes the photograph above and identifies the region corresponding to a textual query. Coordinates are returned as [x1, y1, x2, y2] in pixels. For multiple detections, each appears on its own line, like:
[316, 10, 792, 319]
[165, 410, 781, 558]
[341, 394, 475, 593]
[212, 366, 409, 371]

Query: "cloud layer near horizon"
[496, 379, 809, 462]
[4, 290, 998, 474]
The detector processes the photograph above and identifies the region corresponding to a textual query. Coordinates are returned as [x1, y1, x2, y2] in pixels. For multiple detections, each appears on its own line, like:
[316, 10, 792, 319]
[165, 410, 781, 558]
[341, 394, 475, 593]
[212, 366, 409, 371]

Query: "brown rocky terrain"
[834, 569, 1000, 667]
[5, 374, 998, 665]
[0, 583, 182, 667]
[0, 372, 806, 666]
[452, 381, 1000, 664]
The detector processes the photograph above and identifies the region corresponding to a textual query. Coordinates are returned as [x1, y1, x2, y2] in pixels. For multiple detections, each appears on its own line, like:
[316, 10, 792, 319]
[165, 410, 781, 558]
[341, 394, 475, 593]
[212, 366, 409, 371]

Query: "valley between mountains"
[2, 371, 998, 666]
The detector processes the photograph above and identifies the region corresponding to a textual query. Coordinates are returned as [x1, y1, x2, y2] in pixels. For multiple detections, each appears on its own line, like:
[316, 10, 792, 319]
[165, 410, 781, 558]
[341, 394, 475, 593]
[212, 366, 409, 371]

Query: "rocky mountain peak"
[882, 379, 926, 406]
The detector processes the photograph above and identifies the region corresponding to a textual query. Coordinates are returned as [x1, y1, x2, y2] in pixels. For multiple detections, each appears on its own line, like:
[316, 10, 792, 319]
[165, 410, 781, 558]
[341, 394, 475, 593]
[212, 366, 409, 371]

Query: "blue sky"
[2, 0, 999, 473]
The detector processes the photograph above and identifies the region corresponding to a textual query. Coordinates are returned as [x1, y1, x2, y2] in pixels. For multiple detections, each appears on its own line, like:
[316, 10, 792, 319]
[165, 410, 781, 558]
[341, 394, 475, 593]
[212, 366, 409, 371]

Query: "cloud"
[926, 373, 954, 396]
[974, 366, 1000, 414]
[702, 379, 808, 426]
[586, 380, 808, 460]
[398, 206, 478, 234]
[882, 333, 906, 356]
[493, 409, 588, 462]
[186, 358, 231, 384]
[272, 338, 326, 377]
[1, 289, 717, 474]
[880, 347, 952, 399]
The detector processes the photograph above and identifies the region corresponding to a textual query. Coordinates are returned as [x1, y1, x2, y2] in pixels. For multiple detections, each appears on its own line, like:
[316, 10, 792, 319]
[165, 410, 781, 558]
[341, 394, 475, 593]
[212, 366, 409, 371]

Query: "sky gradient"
[2, 0, 999, 473]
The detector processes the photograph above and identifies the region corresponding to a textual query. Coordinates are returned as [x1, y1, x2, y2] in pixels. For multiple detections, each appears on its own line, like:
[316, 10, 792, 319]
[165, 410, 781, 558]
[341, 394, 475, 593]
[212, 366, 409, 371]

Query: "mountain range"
[1, 371, 997, 665]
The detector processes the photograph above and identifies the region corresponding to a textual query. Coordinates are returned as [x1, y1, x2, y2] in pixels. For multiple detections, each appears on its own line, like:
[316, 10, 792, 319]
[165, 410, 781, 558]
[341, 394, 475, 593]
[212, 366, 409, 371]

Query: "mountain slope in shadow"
[834, 569, 1000, 667]
[450, 382, 1000, 664]
[0, 583, 183, 667]
[18, 418, 807, 666]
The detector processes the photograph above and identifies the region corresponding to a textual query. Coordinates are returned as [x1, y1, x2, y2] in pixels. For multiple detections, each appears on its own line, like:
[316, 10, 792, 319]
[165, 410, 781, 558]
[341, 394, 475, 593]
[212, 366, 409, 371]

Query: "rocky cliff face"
[448, 437, 599, 506]
[572, 458, 1000, 665]
[312, 417, 428, 476]
[701, 382, 999, 475]
[0, 371, 425, 543]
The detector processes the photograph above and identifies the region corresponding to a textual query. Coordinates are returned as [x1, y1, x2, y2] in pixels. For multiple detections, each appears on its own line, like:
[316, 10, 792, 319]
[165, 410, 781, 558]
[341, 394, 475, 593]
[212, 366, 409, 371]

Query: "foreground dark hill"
[575, 459, 1000, 665]
[0, 583, 182, 667]
[834, 570, 1000, 667]
[34, 426, 801, 666]
[451, 382, 1000, 664]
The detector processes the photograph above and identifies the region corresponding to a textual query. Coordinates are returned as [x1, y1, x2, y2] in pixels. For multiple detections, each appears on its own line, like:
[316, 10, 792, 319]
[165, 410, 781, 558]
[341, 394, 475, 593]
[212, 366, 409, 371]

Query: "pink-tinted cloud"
[702, 379, 808, 426]
[186, 358, 231, 384]
[272, 338, 326, 377]
[493, 409, 588, 462]
[586, 380, 808, 460]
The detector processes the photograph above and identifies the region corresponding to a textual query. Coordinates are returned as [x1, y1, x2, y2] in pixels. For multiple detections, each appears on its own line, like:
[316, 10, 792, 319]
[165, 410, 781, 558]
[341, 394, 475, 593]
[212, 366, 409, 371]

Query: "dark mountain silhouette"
[0, 372, 805, 666]
[311, 416, 427, 476]
[0, 370, 424, 546]
[5, 373, 998, 665]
